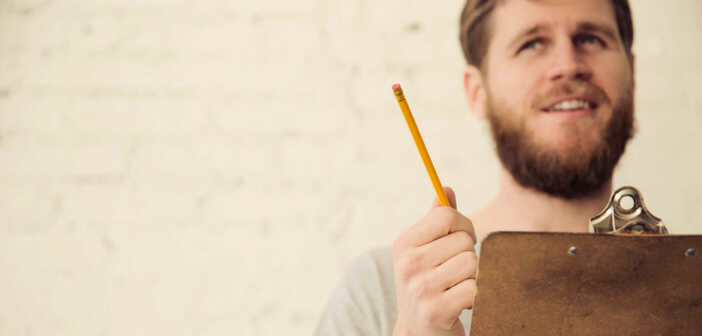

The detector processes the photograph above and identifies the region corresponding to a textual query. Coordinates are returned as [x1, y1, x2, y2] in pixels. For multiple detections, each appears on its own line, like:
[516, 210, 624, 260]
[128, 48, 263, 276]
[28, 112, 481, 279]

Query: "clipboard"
[470, 187, 702, 335]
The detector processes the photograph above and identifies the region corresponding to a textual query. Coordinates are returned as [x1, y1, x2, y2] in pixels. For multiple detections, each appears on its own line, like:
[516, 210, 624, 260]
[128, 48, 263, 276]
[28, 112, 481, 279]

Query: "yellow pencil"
[392, 83, 450, 207]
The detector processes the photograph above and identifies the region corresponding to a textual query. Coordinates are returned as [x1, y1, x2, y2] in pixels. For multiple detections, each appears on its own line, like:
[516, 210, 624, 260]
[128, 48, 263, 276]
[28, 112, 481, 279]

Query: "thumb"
[430, 186, 457, 210]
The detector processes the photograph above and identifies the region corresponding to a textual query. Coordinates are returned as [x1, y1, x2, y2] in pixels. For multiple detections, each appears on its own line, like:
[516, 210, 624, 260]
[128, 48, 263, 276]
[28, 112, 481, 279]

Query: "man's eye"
[575, 35, 604, 46]
[519, 40, 543, 52]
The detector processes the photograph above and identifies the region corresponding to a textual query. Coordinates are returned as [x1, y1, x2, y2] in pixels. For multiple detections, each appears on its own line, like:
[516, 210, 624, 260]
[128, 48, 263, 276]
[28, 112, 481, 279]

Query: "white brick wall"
[1, 0, 701, 334]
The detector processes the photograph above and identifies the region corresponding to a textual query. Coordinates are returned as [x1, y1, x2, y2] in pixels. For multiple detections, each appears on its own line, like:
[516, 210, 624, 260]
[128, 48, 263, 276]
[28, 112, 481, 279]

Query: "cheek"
[488, 69, 537, 114]
[599, 58, 633, 103]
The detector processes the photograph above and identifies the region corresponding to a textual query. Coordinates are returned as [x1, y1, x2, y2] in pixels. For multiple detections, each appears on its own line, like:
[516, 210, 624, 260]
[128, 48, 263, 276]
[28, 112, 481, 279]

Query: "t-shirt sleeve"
[314, 247, 397, 336]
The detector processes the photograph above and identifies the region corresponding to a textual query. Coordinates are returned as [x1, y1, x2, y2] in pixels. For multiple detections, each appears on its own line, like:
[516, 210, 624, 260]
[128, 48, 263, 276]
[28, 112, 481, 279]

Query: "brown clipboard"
[470, 232, 702, 335]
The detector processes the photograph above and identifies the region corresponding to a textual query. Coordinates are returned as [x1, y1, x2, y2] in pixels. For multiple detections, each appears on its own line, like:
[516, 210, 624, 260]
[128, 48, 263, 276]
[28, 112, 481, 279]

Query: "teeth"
[550, 99, 592, 111]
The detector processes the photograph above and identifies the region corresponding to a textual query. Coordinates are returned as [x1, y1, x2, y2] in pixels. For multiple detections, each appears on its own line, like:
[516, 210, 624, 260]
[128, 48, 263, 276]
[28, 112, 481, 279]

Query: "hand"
[392, 186, 478, 336]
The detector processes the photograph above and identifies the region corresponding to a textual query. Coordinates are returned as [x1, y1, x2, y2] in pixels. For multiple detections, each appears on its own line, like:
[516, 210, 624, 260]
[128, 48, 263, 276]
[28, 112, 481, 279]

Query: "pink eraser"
[392, 83, 401, 90]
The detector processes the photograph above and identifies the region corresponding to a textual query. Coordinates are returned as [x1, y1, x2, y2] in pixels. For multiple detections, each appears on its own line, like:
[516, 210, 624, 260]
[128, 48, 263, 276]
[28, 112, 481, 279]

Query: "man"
[316, 0, 636, 334]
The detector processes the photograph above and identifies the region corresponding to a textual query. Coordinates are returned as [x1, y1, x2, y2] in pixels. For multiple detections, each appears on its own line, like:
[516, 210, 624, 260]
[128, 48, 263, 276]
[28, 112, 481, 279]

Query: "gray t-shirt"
[315, 241, 481, 335]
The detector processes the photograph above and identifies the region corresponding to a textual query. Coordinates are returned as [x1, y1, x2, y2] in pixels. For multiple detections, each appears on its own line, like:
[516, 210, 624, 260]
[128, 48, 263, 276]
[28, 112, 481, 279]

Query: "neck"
[472, 167, 613, 240]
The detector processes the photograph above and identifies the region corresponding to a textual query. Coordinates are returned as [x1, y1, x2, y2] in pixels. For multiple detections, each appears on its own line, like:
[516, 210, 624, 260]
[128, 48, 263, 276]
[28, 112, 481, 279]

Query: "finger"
[402, 207, 476, 247]
[430, 186, 457, 210]
[414, 231, 475, 269]
[441, 278, 477, 311]
[432, 251, 478, 291]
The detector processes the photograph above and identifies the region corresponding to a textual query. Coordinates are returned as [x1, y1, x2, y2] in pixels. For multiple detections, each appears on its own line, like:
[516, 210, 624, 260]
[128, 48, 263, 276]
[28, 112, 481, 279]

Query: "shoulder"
[314, 247, 397, 336]
[327, 246, 395, 312]
[347, 246, 394, 285]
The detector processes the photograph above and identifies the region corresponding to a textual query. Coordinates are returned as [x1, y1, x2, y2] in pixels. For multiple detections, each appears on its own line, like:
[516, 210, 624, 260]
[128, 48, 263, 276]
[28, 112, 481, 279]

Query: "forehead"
[491, 0, 618, 39]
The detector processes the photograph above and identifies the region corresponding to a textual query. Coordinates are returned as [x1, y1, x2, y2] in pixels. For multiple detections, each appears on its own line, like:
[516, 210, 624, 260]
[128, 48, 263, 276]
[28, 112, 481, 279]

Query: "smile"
[541, 96, 599, 113]
[548, 99, 592, 111]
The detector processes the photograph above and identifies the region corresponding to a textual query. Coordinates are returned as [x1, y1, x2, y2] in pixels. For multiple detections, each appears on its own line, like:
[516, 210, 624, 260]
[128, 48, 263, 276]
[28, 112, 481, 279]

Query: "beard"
[486, 80, 635, 199]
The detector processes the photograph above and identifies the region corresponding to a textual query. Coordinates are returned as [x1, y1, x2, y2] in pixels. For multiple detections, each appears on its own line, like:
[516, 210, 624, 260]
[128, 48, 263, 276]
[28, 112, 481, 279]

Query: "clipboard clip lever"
[590, 186, 668, 234]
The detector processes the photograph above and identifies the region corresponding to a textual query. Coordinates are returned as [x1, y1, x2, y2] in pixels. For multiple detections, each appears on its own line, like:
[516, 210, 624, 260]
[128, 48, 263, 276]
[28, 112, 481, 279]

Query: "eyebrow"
[508, 23, 549, 50]
[575, 21, 619, 43]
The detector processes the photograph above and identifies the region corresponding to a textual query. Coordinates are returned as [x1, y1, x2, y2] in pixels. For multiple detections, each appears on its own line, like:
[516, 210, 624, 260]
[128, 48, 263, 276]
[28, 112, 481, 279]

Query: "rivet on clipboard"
[590, 186, 668, 234]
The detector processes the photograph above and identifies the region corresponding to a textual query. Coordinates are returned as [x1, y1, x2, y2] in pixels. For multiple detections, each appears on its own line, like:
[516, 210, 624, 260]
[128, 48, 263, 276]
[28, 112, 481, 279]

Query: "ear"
[463, 65, 488, 120]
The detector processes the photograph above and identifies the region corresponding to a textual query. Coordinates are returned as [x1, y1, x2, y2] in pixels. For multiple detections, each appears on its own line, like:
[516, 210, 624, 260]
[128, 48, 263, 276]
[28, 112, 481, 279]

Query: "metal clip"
[590, 186, 667, 234]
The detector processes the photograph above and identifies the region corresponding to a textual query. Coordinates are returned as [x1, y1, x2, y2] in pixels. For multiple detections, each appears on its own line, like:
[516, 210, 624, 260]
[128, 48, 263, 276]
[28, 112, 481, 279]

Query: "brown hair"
[459, 0, 634, 68]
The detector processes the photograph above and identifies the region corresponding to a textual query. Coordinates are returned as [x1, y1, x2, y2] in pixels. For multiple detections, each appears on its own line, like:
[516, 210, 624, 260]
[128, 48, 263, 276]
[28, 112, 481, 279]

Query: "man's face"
[480, 0, 635, 198]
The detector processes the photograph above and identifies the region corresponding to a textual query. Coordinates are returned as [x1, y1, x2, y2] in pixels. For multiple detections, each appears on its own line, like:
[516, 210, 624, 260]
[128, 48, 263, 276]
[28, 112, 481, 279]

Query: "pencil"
[392, 83, 450, 207]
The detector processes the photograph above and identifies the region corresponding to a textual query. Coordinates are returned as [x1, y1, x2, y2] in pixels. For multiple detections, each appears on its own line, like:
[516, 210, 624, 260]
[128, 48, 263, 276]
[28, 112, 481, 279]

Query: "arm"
[315, 247, 398, 336]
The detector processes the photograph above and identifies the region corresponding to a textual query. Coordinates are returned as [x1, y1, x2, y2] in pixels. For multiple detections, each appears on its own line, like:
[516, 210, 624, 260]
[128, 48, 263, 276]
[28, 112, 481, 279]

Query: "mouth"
[540, 96, 599, 114]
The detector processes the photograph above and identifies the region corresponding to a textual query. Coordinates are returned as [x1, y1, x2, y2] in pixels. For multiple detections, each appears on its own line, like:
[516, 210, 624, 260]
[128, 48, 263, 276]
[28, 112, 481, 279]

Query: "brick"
[0, 143, 127, 178]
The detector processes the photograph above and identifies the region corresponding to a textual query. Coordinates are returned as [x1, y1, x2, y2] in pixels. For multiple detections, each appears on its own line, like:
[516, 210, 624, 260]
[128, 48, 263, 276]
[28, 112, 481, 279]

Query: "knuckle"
[396, 262, 413, 282]
[396, 250, 422, 280]
[407, 277, 431, 298]
[406, 248, 423, 264]
[404, 249, 423, 269]
[391, 234, 412, 258]
[458, 251, 472, 264]
[461, 219, 477, 239]
[434, 207, 457, 231]
[461, 213, 474, 227]
[461, 251, 478, 265]
[444, 279, 477, 311]
[463, 252, 479, 275]
[455, 231, 473, 246]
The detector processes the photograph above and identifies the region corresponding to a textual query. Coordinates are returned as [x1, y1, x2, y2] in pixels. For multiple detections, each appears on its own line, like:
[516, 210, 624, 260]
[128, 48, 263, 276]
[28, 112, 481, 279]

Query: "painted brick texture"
[1, 0, 701, 334]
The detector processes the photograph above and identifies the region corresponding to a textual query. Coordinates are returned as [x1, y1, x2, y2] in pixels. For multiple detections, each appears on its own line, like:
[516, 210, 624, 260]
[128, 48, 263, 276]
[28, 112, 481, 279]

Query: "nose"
[546, 40, 592, 82]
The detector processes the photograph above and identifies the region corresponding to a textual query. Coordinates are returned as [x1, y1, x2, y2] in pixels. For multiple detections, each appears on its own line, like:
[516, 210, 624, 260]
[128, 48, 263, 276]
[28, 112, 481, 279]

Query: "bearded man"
[316, 0, 636, 335]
